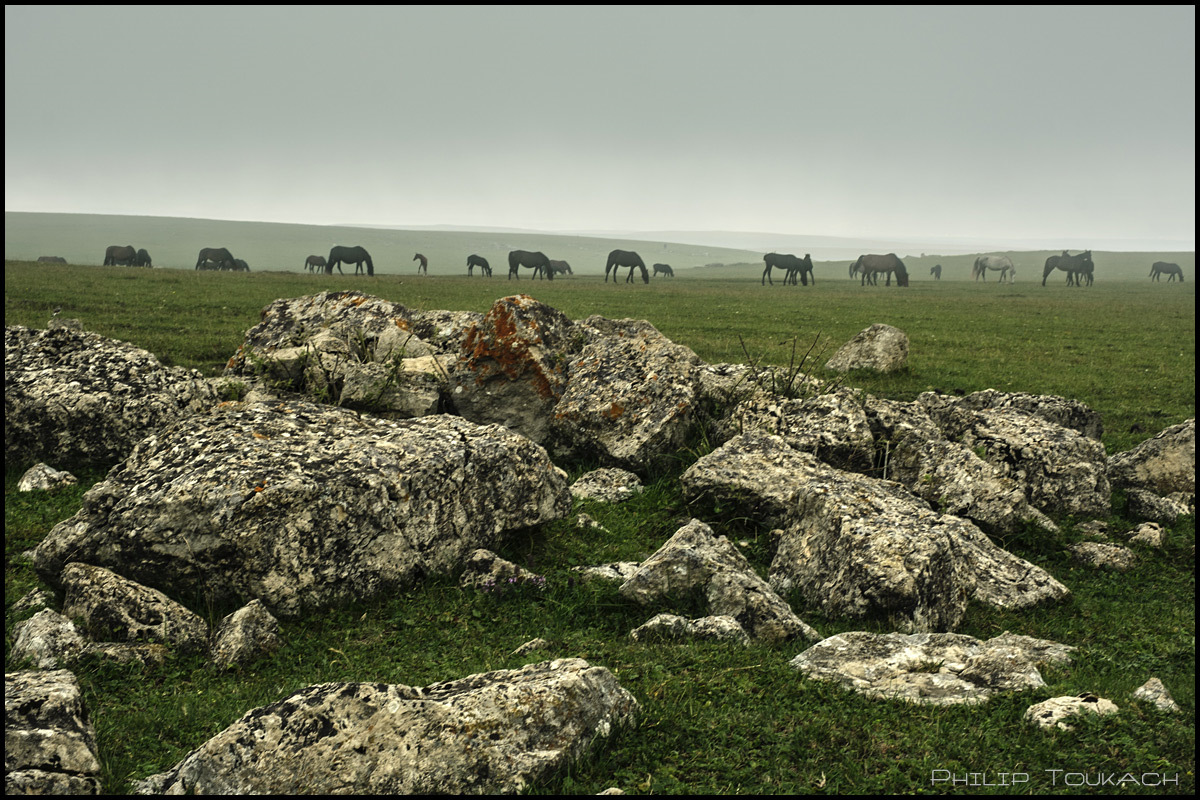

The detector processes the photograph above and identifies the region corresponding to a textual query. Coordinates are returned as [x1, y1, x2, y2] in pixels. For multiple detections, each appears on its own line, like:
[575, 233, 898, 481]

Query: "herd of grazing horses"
[88, 244, 1183, 287]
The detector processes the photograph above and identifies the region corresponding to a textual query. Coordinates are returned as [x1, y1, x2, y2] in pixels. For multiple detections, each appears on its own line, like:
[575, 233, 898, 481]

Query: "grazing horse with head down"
[605, 249, 649, 284]
[852, 253, 909, 287]
[305, 255, 327, 273]
[930, 264, 942, 280]
[508, 250, 554, 280]
[653, 263, 674, 278]
[467, 254, 492, 277]
[1042, 250, 1093, 286]
[762, 253, 813, 286]
[328, 245, 374, 276]
[414, 253, 428, 275]
[133, 249, 153, 268]
[196, 247, 235, 271]
[105, 245, 137, 266]
[1150, 262, 1184, 282]
[535, 259, 572, 278]
[973, 255, 1015, 283]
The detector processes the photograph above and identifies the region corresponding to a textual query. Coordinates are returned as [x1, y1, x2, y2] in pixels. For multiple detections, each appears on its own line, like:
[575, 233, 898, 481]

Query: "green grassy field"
[5, 259, 1196, 794]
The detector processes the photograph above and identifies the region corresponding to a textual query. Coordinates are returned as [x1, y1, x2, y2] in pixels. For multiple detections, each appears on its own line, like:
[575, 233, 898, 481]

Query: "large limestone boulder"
[919, 395, 1111, 519]
[223, 291, 455, 418]
[5, 325, 223, 468]
[618, 519, 819, 644]
[681, 434, 1068, 632]
[791, 631, 1074, 705]
[135, 659, 637, 795]
[824, 323, 908, 373]
[450, 295, 585, 445]
[947, 389, 1105, 440]
[551, 323, 704, 471]
[33, 401, 570, 618]
[1108, 418, 1195, 498]
[5, 670, 103, 794]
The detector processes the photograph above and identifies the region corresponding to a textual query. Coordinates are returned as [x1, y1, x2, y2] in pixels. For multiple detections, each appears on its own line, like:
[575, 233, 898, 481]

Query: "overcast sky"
[5, 5, 1195, 249]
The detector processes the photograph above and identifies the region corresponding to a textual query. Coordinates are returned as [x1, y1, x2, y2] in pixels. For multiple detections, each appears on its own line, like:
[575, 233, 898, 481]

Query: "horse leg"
[762, 265, 771, 286]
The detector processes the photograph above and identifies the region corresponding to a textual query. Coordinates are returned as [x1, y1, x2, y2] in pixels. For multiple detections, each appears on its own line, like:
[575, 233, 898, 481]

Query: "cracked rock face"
[1108, 418, 1195, 498]
[5, 325, 223, 469]
[791, 631, 1074, 705]
[681, 434, 1068, 632]
[135, 659, 637, 795]
[33, 401, 570, 617]
[5, 670, 103, 794]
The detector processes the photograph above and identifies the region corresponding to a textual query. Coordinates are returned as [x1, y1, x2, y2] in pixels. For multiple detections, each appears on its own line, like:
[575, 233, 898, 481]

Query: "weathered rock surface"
[919, 394, 1111, 519]
[10, 609, 170, 671]
[5, 670, 102, 794]
[681, 434, 1069, 632]
[618, 519, 819, 644]
[724, 388, 876, 472]
[791, 631, 1074, 705]
[551, 325, 704, 471]
[947, 389, 1105, 440]
[1108, 418, 1195, 498]
[17, 463, 78, 492]
[135, 659, 636, 795]
[33, 402, 570, 618]
[824, 323, 908, 373]
[5, 325, 223, 468]
[61, 563, 210, 653]
[630, 613, 752, 646]
[450, 295, 585, 444]
[211, 600, 282, 668]
[570, 467, 645, 504]
[458, 549, 546, 592]
[1024, 693, 1118, 730]
[1131, 677, 1181, 714]
[1069, 542, 1138, 571]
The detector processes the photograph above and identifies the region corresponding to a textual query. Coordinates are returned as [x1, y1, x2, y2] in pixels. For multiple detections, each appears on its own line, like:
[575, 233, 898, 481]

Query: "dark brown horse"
[328, 245, 374, 276]
[105, 245, 137, 266]
[133, 249, 152, 268]
[196, 247, 235, 270]
[852, 253, 909, 286]
[508, 250, 553, 280]
[1150, 262, 1184, 282]
[605, 249, 649, 284]
[1042, 250, 1093, 286]
[762, 253, 813, 286]
[467, 254, 491, 277]
[305, 255, 327, 273]
[653, 263, 674, 278]
[930, 264, 942, 280]
[414, 253, 428, 275]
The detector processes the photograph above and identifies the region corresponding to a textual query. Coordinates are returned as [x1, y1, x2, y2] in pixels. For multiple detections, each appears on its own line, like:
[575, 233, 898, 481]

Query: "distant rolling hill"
[5, 212, 1193, 281]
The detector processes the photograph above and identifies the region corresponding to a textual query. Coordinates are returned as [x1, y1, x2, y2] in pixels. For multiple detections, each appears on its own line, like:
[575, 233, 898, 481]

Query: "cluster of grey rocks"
[5, 292, 1192, 793]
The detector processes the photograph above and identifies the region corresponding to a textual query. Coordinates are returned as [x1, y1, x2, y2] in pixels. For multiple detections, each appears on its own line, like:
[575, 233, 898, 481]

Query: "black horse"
[605, 249, 649, 284]
[328, 245, 374, 276]
[1150, 262, 1184, 282]
[414, 253, 428, 275]
[653, 263, 674, 278]
[196, 247, 235, 270]
[1042, 250, 1093, 286]
[930, 264, 942, 280]
[852, 253, 909, 287]
[105, 245, 137, 266]
[533, 259, 573, 279]
[305, 255, 327, 273]
[467, 254, 492, 277]
[762, 253, 813, 286]
[508, 250, 553, 280]
[232, 259, 250, 272]
[133, 249, 152, 268]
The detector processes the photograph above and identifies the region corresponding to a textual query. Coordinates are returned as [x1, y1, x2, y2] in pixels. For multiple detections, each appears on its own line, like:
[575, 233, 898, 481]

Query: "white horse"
[973, 255, 1015, 284]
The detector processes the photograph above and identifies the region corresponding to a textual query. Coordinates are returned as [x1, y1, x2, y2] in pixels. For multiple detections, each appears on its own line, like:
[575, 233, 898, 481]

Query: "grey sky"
[5, 5, 1195, 249]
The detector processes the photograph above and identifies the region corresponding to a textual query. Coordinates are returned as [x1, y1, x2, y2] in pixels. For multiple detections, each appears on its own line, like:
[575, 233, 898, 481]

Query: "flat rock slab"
[135, 659, 637, 795]
[791, 631, 1074, 705]
[33, 402, 570, 617]
[5, 669, 103, 794]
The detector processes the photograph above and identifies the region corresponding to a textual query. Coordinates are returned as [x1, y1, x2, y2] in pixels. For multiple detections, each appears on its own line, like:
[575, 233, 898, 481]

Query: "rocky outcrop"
[824, 323, 908, 373]
[791, 631, 1074, 705]
[618, 519, 819, 644]
[135, 659, 636, 795]
[1108, 418, 1195, 498]
[33, 402, 570, 618]
[5, 325, 223, 468]
[681, 434, 1069, 632]
[1024, 693, 1118, 730]
[5, 670, 103, 794]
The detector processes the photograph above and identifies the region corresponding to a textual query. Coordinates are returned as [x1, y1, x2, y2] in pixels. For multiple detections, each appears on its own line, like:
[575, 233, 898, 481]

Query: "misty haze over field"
[4, 6, 1195, 252]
